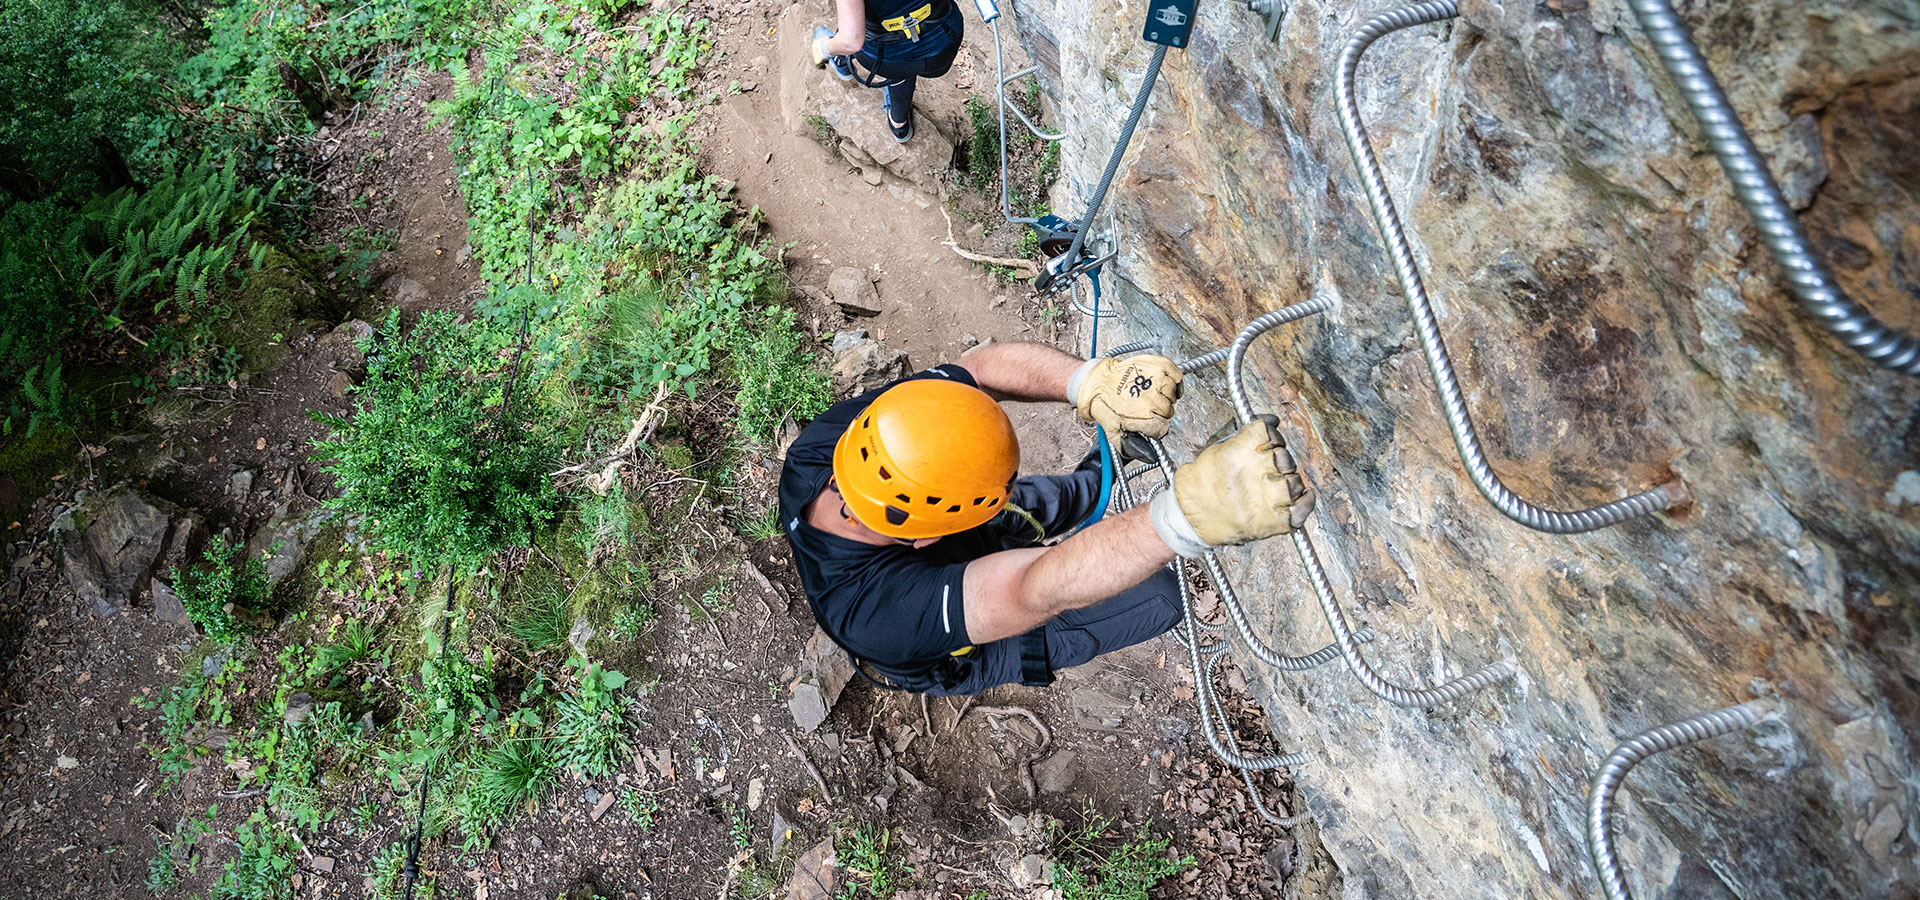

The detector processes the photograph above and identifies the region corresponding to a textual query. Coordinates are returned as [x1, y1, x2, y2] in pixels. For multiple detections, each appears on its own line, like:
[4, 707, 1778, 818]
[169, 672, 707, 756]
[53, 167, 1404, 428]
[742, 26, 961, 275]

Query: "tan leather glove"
[1067, 354, 1182, 438]
[1150, 415, 1314, 557]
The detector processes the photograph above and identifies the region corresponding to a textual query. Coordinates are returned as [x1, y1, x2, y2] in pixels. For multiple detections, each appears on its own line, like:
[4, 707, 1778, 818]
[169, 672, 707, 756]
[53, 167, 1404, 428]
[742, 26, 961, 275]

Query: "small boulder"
[782, 836, 837, 900]
[830, 339, 909, 398]
[55, 489, 181, 616]
[827, 267, 882, 317]
[1009, 854, 1055, 888]
[245, 502, 334, 588]
[151, 578, 192, 629]
[800, 627, 856, 709]
[788, 682, 830, 733]
[1033, 749, 1078, 794]
[385, 276, 428, 308]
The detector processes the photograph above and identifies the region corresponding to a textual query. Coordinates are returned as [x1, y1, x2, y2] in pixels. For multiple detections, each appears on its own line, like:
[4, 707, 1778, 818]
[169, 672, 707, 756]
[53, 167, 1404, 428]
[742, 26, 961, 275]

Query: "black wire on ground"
[400, 160, 545, 900]
[402, 566, 459, 900]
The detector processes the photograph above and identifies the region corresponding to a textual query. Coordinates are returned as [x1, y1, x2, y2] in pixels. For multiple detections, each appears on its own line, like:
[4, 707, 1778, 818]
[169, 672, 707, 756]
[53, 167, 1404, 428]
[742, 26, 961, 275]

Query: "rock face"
[55, 489, 198, 616]
[1017, 1, 1919, 898]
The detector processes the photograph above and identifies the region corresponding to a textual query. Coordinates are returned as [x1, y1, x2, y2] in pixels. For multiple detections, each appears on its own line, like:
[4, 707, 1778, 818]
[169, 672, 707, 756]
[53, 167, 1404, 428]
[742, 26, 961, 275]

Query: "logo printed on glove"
[1127, 374, 1154, 398]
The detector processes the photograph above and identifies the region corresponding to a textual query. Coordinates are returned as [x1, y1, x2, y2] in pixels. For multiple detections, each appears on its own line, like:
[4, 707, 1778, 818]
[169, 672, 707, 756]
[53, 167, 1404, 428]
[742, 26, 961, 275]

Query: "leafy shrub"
[965, 95, 1000, 192]
[554, 659, 634, 778]
[311, 310, 558, 572]
[1049, 807, 1194, 900]
[172, 535, 270, 643]
[731, 306, 831, 440]
[0, 0, 174, 197]
[215, 809, 297, 900]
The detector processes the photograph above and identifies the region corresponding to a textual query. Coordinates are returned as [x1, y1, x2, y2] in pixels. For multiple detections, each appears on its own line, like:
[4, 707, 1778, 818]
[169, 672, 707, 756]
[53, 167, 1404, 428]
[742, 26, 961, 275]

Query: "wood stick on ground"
[937, 187, 1040, 279]
[961, 705, 1051, 802]
[784, 733, 833, 803]
[920, 693, 933, 736]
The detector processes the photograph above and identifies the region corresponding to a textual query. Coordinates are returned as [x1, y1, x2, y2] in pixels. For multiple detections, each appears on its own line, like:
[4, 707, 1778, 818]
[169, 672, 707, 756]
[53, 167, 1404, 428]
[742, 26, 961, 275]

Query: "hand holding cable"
[1068, 354, 1182, 438]
[1150, 416, 1315, 557]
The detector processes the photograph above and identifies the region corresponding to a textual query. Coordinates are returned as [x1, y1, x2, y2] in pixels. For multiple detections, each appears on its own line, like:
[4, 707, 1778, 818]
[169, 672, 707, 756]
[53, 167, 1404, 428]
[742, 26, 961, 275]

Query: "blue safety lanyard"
[1072, 266, 1116, 534]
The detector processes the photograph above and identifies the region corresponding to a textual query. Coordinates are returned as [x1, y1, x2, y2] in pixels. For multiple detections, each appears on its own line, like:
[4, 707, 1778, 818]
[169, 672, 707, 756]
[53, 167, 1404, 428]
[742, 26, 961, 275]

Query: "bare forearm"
[827, 0, 865, 53]
[1018, 507, 1174, 614]
[956, 341, 1083, 403]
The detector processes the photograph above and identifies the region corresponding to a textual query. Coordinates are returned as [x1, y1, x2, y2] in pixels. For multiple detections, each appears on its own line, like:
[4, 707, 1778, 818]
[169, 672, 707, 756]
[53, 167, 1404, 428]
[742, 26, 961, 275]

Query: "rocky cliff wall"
[1012, 0, 1920, 897]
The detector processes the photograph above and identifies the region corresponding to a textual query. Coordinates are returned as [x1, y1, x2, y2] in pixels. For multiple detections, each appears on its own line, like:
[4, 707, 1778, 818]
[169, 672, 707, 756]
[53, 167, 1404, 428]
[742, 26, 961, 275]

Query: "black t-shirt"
[778, 365, 1099, 686]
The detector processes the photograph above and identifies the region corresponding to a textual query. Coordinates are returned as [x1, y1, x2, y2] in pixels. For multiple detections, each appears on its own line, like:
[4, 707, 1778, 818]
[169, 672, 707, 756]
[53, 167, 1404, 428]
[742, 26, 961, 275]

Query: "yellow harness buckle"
[882, 2, 934, 40]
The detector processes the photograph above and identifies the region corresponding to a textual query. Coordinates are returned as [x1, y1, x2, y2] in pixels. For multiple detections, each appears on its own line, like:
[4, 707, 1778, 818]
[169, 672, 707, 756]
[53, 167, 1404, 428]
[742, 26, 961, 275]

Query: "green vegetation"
[555, 659, 637, 777]
[312, 310, 560, 573]
[172, 535, 271, 643]
[215, 809, 299, 900]
[835, 823, 908, 898]
[1049, 806, 1194, 900]
[619, 788, 660, 827]
[965, 95, 1003, 192]
[63, 0, 834, 890]
[803, 112, 843, 159]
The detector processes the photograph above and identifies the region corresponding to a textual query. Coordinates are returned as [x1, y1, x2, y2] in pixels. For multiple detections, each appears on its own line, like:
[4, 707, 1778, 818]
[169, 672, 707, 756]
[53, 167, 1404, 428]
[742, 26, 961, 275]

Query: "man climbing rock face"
[809, 0, 967, 142]
[778, 341, 1316, 695]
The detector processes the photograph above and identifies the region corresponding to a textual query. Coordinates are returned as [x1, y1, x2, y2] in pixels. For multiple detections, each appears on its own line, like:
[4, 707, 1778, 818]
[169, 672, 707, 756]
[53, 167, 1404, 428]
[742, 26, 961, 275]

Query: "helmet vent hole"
[972, 497, 985, 505]
[860, 447, 868, 461]
[989, 497, 1000, 506]
[926, 496, 942, 505]
[877, 467, 891, 480]
[884, 505, 910, 526]
[895, 493, 912, 503]
[947, 504, 961, 513]
[863, 416, 872, 428]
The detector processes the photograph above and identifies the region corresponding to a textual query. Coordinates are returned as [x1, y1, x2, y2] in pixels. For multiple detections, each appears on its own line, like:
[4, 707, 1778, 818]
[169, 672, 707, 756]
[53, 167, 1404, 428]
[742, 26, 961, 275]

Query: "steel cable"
[1334, 1, 1676, 533]
[1586, 701, 1774, 900]
[1626, 0, 1920, 375]
[1064, 43, 1170, 267]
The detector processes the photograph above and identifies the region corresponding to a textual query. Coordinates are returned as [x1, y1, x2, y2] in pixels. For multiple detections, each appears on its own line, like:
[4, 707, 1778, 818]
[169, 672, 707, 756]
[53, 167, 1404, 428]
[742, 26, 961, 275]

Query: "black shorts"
[923, 565, 1183, 697]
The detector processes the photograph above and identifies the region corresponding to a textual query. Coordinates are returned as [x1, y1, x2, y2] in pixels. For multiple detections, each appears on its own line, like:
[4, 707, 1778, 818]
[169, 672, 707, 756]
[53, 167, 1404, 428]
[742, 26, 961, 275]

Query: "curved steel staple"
[1175, 559, 1310, 770]
[991, 17, 1064, 227]
[1587, 701, 1775, 900]
[1334, 1, 1676, 533]
[1627, 0, 1920, 375]
[1202, 648, 1316, 827]
[1215, 300, 1518, 707]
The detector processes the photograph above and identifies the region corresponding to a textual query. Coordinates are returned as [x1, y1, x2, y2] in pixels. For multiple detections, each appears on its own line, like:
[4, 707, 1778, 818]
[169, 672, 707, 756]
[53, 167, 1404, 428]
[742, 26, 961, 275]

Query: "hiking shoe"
[882, 87, 914, 143]
[827, 54, 856, 82]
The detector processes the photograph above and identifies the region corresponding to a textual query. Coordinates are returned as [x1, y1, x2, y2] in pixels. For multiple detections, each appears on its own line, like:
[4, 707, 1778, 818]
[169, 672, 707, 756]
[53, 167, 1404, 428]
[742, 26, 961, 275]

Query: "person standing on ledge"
[778, 341, 1317, 695]
[809, 0, 965, 142]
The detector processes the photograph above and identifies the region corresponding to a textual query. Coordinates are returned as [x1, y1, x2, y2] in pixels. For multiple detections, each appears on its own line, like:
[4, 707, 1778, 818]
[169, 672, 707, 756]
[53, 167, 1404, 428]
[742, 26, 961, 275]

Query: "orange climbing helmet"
[832, 379, 1020, 539]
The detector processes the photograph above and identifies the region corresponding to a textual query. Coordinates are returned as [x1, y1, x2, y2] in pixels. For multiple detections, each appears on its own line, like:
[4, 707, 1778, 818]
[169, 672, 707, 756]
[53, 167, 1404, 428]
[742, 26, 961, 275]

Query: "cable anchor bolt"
[1246, 0, 1286, 42]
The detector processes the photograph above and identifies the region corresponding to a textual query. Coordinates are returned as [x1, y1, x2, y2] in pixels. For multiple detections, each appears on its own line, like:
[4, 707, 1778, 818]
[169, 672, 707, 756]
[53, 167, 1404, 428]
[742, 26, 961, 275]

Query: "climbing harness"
[879, 1, 939, 41]
[1627, 0, 1920, 375]
[1587, 701, 1777, 900]
[1335, 2, 1679, 534]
